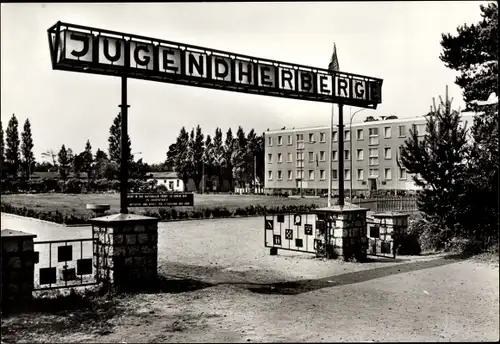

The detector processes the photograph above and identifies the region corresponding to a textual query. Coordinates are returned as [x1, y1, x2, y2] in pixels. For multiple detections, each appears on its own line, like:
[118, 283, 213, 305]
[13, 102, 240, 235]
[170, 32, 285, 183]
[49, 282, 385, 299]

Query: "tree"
[172, 127, 190, 189]
[94, 149, 109, 179]
[42, 149, 58, 171]
[189, 125, 205, 191]
[58, 144, 72, 180]
[0, 120, 4, 178]
[223, 128, 235, 191]
[81, 140, 93, 179]
[440, 2, 498, 106]
[21, 118, 36, 180]
[108, 112, 133, 166]
[212, 127, 225, 191]
[5, 114, 20, 179]
[202, 134, 214, 192]
[72, 153, 84, 176]
[232, 126, 247, 188]
[400, 90, 470, 248]
[439, 2, 499, 251]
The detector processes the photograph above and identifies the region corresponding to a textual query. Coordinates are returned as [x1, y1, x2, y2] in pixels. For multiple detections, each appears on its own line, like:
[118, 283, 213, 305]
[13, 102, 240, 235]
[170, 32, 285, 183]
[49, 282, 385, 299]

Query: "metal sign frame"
[47, 21, 383, 108]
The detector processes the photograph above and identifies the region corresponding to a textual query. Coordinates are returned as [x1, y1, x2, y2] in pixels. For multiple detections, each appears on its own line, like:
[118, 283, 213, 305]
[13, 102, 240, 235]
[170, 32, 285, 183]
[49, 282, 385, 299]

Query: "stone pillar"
[372, 212, 409, 256]
[1, 229, 38, 308]
[90, 213, 159, 291]
[314, 205, 369, 261]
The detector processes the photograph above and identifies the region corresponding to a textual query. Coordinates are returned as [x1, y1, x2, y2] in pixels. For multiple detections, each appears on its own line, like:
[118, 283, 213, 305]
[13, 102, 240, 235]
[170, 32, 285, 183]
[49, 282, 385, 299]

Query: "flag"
[328, 43, 339, 71]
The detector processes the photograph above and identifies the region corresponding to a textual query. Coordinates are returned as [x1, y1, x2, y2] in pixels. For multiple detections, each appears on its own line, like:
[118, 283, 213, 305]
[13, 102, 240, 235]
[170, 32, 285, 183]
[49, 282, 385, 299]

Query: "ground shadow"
[142, 275, 214, 294]
[247, 254, 465, 295]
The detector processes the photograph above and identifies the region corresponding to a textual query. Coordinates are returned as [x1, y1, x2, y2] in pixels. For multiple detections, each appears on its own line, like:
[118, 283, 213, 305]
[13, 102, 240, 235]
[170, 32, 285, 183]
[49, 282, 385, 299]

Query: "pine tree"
[223, 128, 235, 191]
[439, 2, 499, 250]
[81, 140, 93, 179]
[58, 144, 72, 180]
[0, 120, 5, 178]
[94, 149, 109, 179]
[172, 127, 190, 189]
[191, 125, 205, 191]
[108, 112, 133, 166]
[5, 114, 20, 179]
[202, 134, 214, 192]
[21, 118, 36, 180]
[400, 89, 470, 247]
[232, 126, 247, 188]
[212, 128, 225, 191]
[440, 2, 498, 106]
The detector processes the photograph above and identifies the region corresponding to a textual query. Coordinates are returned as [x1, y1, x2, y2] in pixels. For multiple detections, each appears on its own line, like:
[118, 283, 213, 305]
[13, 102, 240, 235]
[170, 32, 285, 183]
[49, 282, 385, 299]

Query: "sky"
[0, 1, 490, 164]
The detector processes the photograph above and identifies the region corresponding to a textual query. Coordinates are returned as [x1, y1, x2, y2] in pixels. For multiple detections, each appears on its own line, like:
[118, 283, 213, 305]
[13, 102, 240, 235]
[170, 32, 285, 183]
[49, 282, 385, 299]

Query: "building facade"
[147, 172, 185, 192]
[264, 112, 475, 195]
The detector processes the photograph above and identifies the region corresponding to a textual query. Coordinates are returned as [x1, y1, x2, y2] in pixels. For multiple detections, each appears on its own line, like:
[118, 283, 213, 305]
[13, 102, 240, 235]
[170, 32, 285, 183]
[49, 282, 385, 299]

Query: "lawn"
[1, 193, 328, 219]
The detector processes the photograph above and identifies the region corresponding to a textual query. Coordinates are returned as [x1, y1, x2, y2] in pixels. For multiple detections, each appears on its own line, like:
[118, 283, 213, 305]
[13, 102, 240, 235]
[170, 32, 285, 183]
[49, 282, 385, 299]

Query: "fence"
[33, 238, 99, 291]
[355, 196, 418, 213]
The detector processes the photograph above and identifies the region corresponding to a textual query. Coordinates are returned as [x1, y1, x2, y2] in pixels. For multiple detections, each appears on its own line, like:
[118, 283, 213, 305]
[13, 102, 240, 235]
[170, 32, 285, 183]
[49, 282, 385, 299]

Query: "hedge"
[0, 202, 320, 225]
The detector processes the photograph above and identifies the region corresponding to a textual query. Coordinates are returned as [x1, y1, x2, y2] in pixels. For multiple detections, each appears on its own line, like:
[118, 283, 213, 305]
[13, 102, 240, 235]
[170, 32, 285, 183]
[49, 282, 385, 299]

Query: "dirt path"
[1, 214, 498, 342]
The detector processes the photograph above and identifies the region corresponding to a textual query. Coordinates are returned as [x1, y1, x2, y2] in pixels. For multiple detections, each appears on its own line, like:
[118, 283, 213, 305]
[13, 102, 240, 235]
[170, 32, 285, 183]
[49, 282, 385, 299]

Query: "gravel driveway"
[1, 214, 498, 342]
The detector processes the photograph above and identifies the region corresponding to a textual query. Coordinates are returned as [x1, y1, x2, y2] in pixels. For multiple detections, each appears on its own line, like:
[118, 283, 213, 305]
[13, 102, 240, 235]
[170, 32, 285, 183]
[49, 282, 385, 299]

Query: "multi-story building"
[264, 112, 475, 195]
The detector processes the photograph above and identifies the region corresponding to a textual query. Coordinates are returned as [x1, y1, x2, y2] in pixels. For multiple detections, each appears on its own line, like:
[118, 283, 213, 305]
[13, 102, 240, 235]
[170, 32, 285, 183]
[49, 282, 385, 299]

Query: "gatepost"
[314, 205, 369, 261]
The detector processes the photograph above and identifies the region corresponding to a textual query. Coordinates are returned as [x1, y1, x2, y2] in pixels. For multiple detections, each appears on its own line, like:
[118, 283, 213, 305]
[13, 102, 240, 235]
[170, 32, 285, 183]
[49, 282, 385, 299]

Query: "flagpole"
[328, 104, 333, 207]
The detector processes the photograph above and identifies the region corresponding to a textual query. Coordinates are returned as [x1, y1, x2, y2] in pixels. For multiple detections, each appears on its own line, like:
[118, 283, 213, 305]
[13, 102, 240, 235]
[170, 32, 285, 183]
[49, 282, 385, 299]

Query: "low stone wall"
[91, 213, 159, 290]
[1, 229, 37, 307]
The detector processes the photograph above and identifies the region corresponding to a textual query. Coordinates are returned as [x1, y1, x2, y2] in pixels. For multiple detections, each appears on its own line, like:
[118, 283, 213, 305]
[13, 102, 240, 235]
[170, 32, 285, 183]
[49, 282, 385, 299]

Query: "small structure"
[146, 172, 185, 192]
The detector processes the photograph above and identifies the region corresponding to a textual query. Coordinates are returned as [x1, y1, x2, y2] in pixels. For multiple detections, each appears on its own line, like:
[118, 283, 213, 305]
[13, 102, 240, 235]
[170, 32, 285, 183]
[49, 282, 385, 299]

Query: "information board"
[126, 193, 194, 207]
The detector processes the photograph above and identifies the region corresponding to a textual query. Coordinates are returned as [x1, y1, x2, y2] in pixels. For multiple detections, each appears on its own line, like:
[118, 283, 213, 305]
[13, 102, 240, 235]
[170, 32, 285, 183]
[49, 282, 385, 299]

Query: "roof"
[266, 112, 476, 134]
[148, 171, 179, 179]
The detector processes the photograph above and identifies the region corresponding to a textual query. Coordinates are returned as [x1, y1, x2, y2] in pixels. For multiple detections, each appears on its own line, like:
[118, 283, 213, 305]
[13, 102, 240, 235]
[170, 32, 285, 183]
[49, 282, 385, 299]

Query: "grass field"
[1, 193, 328, 218]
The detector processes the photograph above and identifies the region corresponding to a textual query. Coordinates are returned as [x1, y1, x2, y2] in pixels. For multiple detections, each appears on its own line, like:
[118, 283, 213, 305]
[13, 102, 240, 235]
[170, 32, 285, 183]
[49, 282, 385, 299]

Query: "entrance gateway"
[46, 22, 384, 274]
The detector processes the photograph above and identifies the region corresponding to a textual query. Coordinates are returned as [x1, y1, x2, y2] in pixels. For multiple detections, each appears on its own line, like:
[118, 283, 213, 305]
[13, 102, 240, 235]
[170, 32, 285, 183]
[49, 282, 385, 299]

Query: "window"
[332, 150, 338, 161]
[278, 170, 283, 180]
[332, 131, 338, 142]
[288, 170, 293, 180]
[308, 152, 314, 162]
[344, 150, 350, 160]
[296, 169, 303, 179]
[268, 136, 273, 146]
[398, 125, 406, 137]
[384, 126, 391, 138]
[319, 151, 326, 161]
[344, 130, 351, 141]
[332, 169, 338, 179]
[277, 153, 283, 163]
[357, 129, 364, 140]
[169, 181, 174, 189]
[296, 152, 304, 160]
[176, 180, 179, 187]
[268, 170, 272, 180]
[278, 136, 283, 145]
[369, 148, 379, 166]
[296, 133, 304, 141]
[369, 168, 379, 177]
[320, 170, 326, 180]
[384, 168, 392, 180]
[399, 167, 407, 179]
[309, 133, 315, 142]
[384, 147, 391, 159]
[287, 152, 293, 163]
[287, 135, 293, 145]
[357, 169, 364, 180]
[320, 132, 326, 142]
[345, 169, 351, 180]
[415, 124, 426, 137]
[309, 170, 314, 181]
[369, 127, 379, 145]
[357, 149, 364, 160]
[267, 153, 272, 163]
